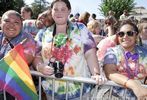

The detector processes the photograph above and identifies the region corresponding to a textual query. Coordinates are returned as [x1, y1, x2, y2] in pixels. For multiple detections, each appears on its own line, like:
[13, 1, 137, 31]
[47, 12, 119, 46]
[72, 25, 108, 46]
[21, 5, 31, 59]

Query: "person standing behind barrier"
[103, 21, 147, 99]
[35, 0, 105, 99]
[0, 10, 42, 100]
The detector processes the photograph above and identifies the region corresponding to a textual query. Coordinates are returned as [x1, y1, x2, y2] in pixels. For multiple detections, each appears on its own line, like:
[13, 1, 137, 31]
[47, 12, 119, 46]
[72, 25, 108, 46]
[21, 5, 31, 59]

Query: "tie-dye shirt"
[22, 19, 46, 38]
[0, 31, 40, 64]
[104, 45, 147, 98]
[35, 22, 96, 99]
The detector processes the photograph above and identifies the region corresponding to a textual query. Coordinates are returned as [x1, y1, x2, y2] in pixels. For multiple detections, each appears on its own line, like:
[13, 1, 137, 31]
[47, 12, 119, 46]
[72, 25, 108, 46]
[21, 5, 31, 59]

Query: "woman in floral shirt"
[103, 21, 147, 99]
[35, 0, 104, 99]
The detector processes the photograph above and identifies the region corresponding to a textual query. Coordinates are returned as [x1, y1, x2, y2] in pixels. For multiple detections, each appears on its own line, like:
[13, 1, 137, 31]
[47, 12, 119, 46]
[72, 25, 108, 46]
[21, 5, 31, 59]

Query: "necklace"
[121, 46, 139, 79]
[49, 23, 72, 64]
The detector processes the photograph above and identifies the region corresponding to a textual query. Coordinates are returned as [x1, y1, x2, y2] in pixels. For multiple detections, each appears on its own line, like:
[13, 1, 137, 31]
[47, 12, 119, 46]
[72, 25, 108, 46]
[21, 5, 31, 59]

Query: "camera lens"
[54, 72, 63, 78]
[53, 61, 64, 78]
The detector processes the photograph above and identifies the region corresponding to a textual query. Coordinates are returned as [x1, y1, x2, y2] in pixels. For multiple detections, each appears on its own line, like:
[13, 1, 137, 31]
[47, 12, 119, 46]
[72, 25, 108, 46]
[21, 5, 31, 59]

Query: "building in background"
[131, 7, 147, 21]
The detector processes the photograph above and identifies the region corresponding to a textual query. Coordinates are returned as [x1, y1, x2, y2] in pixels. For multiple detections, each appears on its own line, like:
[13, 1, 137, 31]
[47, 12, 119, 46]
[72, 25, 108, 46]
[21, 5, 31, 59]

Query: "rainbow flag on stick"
[0, 44, 38, 100]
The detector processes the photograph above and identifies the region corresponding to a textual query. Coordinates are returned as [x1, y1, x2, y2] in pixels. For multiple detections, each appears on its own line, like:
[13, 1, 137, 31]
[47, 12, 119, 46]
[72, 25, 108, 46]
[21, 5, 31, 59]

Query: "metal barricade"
[30, 71, 147, 100]
[2, 71, 146, 100]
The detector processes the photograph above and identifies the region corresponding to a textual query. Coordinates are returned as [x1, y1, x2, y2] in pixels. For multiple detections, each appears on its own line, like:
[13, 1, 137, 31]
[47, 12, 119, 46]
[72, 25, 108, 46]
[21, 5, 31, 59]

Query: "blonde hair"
[78, 11, 90, 25]
[87, 20, 101, 34]
[138, 22, 147, 34]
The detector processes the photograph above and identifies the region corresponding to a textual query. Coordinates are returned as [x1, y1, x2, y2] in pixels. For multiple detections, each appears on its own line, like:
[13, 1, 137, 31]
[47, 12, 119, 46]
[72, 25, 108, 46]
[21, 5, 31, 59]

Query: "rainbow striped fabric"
[0, 44, 38, 100]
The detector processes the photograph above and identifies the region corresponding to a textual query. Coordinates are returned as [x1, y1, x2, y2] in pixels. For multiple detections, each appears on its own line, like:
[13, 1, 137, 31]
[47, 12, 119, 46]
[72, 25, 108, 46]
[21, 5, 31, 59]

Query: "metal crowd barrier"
[30, 71, 147, 100]
[2, 71, 147, 100]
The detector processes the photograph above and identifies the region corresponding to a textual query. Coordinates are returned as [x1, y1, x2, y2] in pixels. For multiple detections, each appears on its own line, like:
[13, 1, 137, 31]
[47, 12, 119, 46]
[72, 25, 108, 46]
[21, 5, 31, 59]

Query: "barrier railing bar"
[30, 71, 147, 100]
[52, 79, 55, 100]
[65, 81, 69, 100]
[3, 90, 6, 100]
[39, 76, 42, 100]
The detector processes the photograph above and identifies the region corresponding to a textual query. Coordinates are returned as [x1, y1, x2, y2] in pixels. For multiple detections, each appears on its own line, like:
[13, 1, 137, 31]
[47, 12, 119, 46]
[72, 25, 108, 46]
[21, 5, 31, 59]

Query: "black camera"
[49, 61, 64, 78]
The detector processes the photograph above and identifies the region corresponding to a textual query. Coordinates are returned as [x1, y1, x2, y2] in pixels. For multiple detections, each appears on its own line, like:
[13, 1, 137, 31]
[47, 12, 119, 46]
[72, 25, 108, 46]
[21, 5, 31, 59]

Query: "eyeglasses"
[117, 31, 136, 37]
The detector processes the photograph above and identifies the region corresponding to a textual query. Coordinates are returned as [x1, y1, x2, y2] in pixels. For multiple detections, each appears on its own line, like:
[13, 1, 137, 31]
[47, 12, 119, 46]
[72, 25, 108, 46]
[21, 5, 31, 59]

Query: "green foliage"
[0, 0, 50, 18]
[99, 0, 136, 19]
[31, 0, 50, 19]
[0, 0, 25, 16]
[13, 0, 25, 11]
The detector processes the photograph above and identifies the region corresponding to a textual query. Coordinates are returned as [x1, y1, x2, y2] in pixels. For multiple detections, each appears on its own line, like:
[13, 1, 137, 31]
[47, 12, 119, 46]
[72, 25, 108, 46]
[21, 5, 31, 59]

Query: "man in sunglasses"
[101, 21, 147, 99]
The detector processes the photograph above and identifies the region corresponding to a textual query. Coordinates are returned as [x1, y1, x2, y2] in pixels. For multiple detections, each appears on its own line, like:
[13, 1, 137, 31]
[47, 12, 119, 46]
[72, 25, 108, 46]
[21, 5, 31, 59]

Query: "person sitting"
[103, 21, 147, 99]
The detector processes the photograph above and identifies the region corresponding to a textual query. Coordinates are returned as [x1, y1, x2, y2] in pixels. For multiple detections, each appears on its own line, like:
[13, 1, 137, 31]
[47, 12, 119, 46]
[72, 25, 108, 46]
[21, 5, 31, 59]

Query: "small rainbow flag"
[0, 44, 38, 100]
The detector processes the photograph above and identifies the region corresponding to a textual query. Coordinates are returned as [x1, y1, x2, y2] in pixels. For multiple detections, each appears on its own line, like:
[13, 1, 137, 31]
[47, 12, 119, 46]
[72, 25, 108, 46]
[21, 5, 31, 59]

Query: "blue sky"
[25, 0, 147, 19]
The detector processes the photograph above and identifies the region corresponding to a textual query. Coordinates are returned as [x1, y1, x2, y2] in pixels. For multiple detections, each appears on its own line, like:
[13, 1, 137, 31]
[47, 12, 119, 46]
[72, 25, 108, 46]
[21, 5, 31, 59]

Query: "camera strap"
[50, 22, 70, 63]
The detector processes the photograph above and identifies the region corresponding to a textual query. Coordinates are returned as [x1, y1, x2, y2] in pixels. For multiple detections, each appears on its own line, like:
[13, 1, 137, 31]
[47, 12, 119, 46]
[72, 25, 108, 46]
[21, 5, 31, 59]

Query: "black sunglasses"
[117, 31, 136, 37]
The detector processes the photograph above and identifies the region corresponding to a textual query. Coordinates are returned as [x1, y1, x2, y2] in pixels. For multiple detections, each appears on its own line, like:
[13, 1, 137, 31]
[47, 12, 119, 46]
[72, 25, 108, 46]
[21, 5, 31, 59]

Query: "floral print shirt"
[35, 22, 96, 99]
[104, 45, 147, 98]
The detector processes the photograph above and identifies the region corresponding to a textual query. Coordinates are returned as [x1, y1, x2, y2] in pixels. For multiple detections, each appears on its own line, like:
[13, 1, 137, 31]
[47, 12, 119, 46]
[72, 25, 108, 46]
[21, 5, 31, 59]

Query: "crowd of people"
[0, 0, 147, 99]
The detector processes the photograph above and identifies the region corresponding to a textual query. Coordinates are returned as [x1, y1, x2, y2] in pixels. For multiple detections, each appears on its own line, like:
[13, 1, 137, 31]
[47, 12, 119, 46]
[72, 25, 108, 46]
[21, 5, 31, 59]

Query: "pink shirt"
[97, 35, 118, 61]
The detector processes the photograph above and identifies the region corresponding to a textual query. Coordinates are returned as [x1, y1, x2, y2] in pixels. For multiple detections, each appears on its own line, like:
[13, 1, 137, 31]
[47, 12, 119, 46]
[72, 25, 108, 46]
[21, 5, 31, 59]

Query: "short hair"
[91, 13, 96, 19]
[21, 6, 33, 16]
[87, 20, 100, 34]
[69, 14, 73, 18]
[75, 13, 80, 17]
[2, 10, 22, 21]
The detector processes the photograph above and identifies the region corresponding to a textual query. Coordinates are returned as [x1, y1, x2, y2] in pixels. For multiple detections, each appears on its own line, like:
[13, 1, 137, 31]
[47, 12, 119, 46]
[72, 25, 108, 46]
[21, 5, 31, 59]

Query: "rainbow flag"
[0, 44, 38, 100]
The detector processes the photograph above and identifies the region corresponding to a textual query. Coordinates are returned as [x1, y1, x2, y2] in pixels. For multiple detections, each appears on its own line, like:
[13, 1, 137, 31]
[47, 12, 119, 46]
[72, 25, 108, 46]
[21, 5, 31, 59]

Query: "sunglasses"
[117, 31, 136, 37]
[105, 22, 111, 25]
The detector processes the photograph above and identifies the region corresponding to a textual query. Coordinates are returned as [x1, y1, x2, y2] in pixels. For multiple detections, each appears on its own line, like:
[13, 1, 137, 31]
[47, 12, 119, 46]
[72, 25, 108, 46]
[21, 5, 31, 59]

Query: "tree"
[31, 0, 50, 19]
[99, 0, 136, 19]
[0, 0, 25, 16]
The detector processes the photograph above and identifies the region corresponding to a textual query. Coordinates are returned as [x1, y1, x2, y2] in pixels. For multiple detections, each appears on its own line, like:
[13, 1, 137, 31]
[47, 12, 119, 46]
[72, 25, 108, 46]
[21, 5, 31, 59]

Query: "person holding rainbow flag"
[0, 10, 40, 100]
